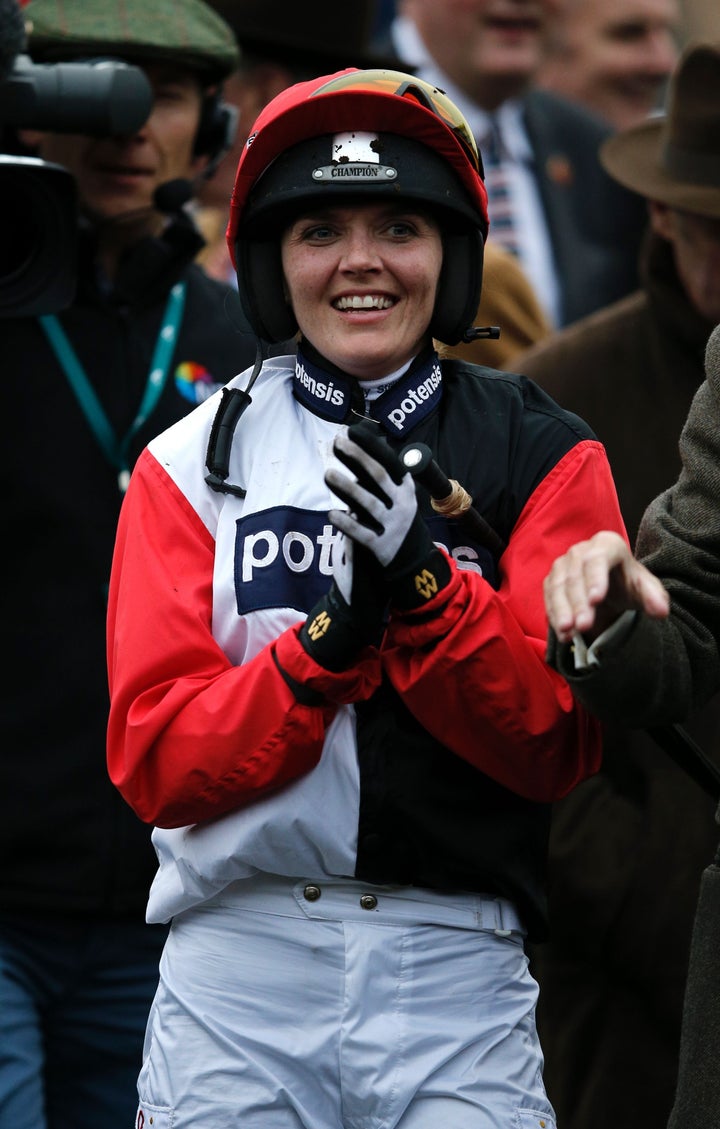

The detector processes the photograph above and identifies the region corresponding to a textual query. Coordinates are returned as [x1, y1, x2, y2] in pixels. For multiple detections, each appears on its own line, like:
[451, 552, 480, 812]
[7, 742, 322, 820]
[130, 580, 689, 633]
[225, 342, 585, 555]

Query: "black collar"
[293, 341, 443, 438]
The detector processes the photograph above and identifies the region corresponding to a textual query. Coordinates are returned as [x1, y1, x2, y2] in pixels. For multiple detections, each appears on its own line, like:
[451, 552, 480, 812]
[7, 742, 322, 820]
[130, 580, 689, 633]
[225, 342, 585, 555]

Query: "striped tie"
[482, 118, 519, 257]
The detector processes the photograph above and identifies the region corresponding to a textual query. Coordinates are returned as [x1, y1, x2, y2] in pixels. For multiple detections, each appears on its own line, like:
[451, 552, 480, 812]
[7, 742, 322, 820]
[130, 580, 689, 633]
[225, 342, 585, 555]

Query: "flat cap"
[24, 0, 240, 83]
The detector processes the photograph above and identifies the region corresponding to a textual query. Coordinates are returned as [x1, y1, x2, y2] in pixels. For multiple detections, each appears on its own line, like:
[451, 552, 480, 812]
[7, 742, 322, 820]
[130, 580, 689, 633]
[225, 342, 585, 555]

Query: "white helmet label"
[312, 130, 398, 181]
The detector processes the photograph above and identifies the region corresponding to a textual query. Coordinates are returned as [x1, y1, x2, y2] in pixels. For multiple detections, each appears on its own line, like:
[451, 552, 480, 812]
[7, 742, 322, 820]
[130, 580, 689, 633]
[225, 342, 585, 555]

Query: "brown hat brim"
[601, 118, 720, 219]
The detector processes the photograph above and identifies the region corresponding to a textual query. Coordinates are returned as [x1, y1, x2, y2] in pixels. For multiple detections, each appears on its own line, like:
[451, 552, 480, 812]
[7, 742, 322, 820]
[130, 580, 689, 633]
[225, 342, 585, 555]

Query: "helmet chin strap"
[205, 339, 266, 498]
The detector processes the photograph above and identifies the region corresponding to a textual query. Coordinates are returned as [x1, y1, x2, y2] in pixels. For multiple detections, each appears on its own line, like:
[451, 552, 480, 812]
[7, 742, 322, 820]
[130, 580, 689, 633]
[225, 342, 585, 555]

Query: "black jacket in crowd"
[1, 217, 260, 920]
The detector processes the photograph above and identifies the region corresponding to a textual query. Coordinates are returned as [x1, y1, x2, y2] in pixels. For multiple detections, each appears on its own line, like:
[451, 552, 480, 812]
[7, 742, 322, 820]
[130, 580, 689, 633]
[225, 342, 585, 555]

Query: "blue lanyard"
[38, 280, 187, 492]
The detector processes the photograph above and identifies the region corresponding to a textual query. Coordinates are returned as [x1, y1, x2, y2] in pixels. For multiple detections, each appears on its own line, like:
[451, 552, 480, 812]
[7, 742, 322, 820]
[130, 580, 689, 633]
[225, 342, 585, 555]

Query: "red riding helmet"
[226, 68, 489, 345]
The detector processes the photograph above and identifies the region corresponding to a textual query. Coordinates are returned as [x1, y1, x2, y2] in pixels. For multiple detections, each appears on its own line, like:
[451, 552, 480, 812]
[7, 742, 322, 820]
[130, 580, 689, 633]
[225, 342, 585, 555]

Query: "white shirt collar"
[390, 14, 433, 67]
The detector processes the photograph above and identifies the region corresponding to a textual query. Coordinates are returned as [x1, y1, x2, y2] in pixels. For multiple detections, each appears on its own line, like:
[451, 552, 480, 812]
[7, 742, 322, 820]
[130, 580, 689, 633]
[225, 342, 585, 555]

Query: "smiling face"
[402, 0, 562, 108]
[538, 0, 680, 130]
[281, 202, 444, 380]
[33, 63, 208, 227]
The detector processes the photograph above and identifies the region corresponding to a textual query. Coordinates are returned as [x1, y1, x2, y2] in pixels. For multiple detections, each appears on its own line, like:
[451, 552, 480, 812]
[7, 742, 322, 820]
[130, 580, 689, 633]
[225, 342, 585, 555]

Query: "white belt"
[208, 873, 525, 937]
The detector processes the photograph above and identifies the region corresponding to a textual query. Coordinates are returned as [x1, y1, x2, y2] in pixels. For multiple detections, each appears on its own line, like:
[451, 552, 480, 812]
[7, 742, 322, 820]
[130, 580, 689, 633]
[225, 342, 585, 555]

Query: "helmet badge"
[311, 131, 398, 183]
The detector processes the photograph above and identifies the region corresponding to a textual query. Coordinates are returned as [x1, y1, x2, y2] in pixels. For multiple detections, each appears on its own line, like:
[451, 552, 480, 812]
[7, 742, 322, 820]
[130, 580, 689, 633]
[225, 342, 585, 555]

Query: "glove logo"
[306, 609, 332, 641]
[414, 568, 439, 601]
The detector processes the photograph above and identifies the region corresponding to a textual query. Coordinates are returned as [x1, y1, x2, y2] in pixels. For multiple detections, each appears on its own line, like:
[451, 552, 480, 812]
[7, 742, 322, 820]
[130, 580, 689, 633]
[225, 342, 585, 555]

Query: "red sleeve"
[381, 440, 627, 802]
[106, 449, 381, 828]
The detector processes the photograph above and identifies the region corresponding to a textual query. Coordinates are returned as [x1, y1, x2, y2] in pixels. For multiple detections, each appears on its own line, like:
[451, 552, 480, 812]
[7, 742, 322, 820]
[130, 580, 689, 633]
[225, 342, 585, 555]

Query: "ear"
[648, 200, 674, 241]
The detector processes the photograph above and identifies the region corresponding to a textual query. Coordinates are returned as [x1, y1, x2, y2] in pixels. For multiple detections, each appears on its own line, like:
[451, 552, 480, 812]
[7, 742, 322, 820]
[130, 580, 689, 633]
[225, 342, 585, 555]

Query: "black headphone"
[153, 89, 239, 214]
[194, 88, 238, 173]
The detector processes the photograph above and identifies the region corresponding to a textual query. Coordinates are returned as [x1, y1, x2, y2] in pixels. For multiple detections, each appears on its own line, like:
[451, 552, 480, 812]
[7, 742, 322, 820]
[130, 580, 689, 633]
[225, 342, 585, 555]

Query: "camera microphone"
[153, 178, 194, 214]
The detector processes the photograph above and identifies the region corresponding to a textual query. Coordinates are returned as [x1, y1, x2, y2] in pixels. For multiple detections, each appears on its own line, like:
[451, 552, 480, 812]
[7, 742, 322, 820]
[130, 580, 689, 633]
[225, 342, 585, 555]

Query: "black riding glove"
[298, 526, 388, 672]
[325, 421, 451, 611]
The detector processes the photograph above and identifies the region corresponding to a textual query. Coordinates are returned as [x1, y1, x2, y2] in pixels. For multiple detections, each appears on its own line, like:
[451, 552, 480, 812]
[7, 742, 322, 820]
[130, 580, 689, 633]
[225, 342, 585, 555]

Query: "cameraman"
[0, 2, 259, 1127]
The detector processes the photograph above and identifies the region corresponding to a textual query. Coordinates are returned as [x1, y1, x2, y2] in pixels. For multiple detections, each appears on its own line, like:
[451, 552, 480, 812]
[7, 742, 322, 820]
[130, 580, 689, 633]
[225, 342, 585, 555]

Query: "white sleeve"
[571, 611, 638, 670]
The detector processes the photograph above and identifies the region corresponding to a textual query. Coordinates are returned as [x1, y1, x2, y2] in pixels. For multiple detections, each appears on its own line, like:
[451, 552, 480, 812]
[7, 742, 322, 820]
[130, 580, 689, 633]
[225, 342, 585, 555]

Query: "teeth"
[335, 295, 393, 310]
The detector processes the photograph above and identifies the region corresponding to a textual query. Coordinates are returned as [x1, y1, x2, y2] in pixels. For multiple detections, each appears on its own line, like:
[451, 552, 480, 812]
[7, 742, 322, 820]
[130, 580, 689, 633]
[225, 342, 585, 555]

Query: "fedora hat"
[600, 41, 720, 219]
[205, 0, 403, 73]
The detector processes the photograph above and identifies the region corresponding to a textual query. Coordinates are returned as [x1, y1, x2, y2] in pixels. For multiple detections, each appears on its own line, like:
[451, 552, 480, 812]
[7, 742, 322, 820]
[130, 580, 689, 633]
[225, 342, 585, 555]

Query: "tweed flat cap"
[24, 0, 240, 83]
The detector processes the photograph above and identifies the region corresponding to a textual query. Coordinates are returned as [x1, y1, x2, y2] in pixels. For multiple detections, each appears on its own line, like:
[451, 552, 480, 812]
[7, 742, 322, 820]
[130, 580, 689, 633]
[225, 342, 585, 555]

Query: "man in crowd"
[543, 322, 720, 1129]
[0, 2, 258, 1126]
[375, 0, 648, 328]
[536, 0, 680, 130]
[513, 41, 720, 1129]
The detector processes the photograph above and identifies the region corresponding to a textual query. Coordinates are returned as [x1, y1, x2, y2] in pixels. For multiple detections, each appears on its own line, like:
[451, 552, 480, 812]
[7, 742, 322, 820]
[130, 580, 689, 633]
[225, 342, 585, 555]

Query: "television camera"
[0, 0, 153, 316]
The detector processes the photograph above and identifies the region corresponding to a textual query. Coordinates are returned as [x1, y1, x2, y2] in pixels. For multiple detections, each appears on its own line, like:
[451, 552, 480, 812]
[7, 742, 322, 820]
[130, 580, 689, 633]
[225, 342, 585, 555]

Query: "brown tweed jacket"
[548, 320, 720, 725]
[541, 320, 720, 1129]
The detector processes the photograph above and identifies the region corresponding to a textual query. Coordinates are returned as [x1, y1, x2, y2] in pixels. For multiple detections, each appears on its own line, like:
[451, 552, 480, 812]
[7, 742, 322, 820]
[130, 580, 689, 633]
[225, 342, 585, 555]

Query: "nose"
[339, 229, 382, 273]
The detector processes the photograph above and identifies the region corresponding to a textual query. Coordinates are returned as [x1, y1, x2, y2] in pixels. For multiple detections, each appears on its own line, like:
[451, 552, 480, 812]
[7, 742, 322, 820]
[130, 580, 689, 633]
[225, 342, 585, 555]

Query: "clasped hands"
[299, 420, 450, 671]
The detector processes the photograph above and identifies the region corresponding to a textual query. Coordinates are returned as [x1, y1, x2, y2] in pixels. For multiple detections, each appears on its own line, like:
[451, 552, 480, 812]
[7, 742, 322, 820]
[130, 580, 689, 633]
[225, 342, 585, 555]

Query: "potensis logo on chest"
[234, 507, 341, 615]
[233, 506, 500, 616]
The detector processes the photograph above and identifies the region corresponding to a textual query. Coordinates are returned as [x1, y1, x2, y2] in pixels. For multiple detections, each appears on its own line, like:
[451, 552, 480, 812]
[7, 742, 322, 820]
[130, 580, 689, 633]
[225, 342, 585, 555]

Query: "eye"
[386, 220, 416, 238]
[152, 83, 190, 105]
[307, 224, 334, 239]
[608, 20, 651, 44]
[384, 213, 435, 239]
[299, 222, 339, 242]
